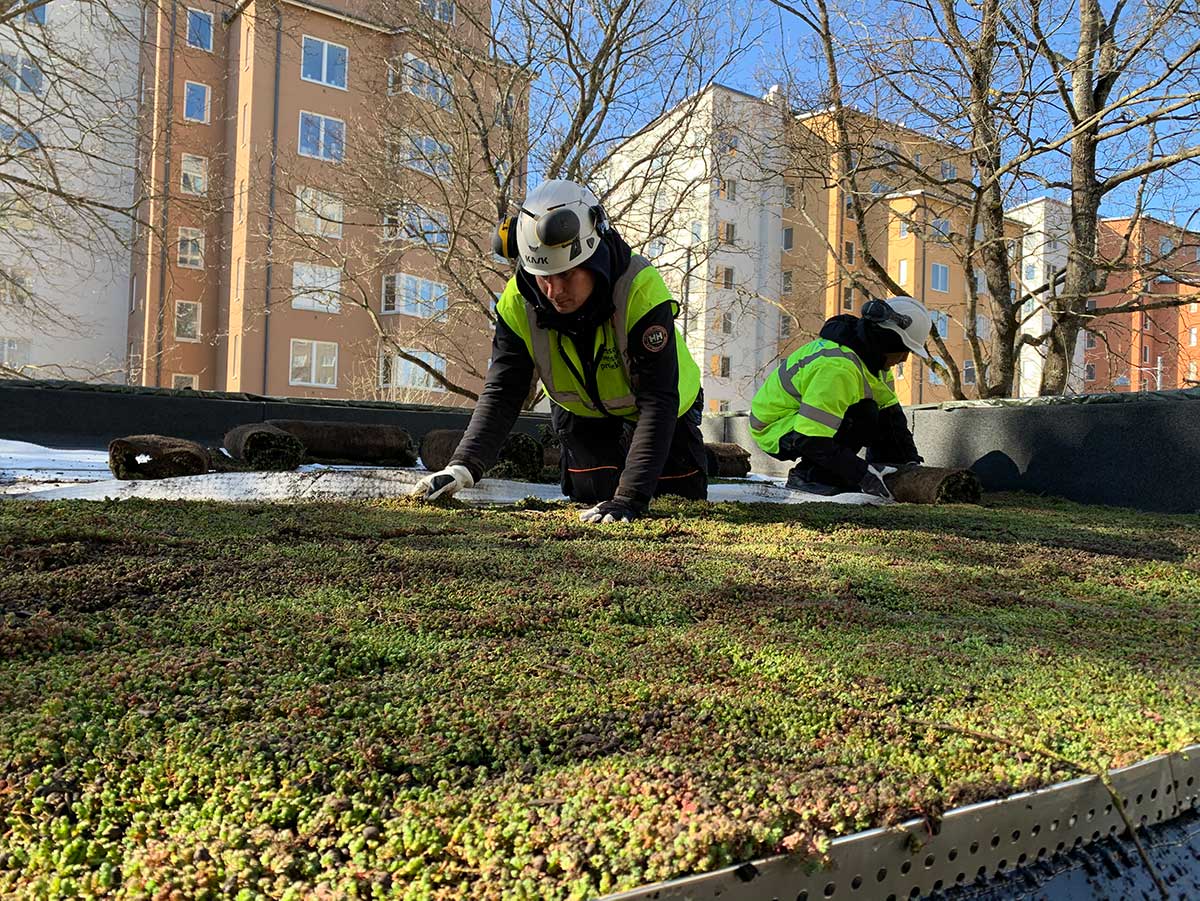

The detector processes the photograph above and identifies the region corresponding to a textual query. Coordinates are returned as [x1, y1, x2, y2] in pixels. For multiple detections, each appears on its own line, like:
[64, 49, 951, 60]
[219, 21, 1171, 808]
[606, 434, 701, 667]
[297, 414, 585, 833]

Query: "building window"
[0, 123, 40, 150]
[716, 132, 738, 155]
[1141, 311, 1150, 331]
[1159, 236, 1173, 257]
[177, 227, 204, 268]
[298, 111, 344, 161]
[931, 218, 951, 242]
[932, 310, 949, 337]
[975, 314, 991, 340]
[290, 339, 338, 387]
[1085, 363, 1096, 382]
[782, 269, 793, 294]
[718, 178, 736, 200]
[844, 194, 856, 220]
[717, 266, 734, 289]
[844, 241, 855, 264]
[974, 268, 987, 294]
[1085, 331, 1097, 349]
[1, 53, 44, 95]
[180, 154, 208, 195]
[842, 286, 853, 310]
[940, 160, 957, 180]
[1190, 327, 1197, 347]
[384, 204, 450, 249]
[710, 354, 731, 378]
[392, 53, 452, 108]
[292, 262, 341, 313]
[646, 237, 664, 260]
[0, 336, 30, 369]
[183, 81, 210, 123]
[186, 9, 213, 51]
[690, 220, 703, 244]
[898, 259, 909, 286]
[1190, 302, 1197, 313]
[295, 187, 343, 238]
[963, 359, 976, 385]
[172, 374, 198, 389]
[931, 262, 949, 292]
[1188, 361, 1198, 381]
[301, 36, 349, 90]
[382, 273, 449, 317]
[718, 311, 733, 334]
[780, 311, 792, 339]
[782, 226, 793, 251]
[420, 0, 456, 23]
[974, 223, 984, 243]
[720, 221, 736, 244]
[396, 133, 453, 178]
[1085, 298, 1097, 311]
[380, 349, 446, 390]
[898, 218, 909, 238]
[24, 4, 46, 23]
[783, 185, 795, 208]
[1142, 345, 1150, 363]
[171, 299, 201, 342]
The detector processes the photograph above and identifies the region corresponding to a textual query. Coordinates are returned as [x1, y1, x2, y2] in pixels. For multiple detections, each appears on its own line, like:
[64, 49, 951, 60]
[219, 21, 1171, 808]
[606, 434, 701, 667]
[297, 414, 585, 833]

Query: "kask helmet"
[514, 179, 607, 276]
[861, 296, 933, 360]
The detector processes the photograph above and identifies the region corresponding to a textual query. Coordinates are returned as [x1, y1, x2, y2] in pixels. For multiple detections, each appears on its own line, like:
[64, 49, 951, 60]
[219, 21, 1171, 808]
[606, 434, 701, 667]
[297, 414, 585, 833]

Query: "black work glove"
[578, 498, 644, 524]
[858, 464, 898, 500]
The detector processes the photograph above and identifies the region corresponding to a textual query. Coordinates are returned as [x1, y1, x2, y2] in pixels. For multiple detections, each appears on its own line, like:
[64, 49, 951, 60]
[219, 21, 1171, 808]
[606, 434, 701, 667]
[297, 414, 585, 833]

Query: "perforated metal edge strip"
[603, 744, 1200, 901]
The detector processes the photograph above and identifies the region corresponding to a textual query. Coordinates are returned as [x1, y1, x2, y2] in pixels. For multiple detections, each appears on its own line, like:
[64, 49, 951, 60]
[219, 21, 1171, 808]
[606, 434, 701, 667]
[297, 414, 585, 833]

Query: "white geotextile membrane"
[1, 439, 884, 506]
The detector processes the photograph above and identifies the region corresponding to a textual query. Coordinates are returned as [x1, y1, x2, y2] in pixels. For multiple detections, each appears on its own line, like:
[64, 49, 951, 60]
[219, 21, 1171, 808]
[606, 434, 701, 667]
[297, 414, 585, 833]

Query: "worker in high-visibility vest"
[750, 297, 931, 499]
[411, 179, 707, 523]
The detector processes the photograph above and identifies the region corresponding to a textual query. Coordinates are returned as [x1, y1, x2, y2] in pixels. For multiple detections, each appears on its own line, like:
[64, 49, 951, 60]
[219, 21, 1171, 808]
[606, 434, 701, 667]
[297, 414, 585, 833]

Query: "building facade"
[130, 0, 517, 402]
[0, 0, 140, 381]
[1084, 217, 1200, 392]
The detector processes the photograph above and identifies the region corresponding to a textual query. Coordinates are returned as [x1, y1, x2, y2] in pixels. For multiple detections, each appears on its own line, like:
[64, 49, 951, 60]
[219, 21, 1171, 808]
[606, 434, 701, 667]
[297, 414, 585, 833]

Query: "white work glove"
[578, 498, 642, 524]
[411, 464, 474, 501]
[858, 464, 898, 500]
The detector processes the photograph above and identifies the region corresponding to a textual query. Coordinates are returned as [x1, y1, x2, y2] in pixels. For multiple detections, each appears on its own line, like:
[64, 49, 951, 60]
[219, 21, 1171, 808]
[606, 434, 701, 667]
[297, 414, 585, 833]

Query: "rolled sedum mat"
[885, 465, 982, 504]
[223, 423, 305, 471]
[108, 435, 210, 480]
[267, 419, 417, 466]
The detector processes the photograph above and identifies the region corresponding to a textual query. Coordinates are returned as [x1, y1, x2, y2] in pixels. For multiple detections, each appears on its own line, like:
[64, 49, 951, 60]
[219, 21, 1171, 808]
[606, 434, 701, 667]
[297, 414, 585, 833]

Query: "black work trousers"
[776, 401, 920, 492]
[552, 399, 709, 504]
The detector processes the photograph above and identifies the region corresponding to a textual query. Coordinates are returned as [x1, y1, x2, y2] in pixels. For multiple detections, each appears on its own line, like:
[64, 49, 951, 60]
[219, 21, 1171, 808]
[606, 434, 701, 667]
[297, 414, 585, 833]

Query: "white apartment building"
[1007, 197, 1085, 396]
[602, 84, 788, 413]
[0, 0, 139, 381]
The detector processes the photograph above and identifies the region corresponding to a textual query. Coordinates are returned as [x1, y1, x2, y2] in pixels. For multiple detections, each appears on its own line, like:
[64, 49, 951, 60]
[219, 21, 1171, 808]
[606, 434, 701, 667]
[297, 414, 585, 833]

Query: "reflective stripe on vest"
[767, 345, 873, 432]
[526, 257, 650, 415]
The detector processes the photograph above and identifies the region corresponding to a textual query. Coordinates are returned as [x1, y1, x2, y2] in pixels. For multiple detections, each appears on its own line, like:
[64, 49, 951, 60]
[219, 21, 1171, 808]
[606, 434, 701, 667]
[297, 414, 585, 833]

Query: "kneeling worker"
[750, 297, 931, 499]
[411, 179, 707, 522]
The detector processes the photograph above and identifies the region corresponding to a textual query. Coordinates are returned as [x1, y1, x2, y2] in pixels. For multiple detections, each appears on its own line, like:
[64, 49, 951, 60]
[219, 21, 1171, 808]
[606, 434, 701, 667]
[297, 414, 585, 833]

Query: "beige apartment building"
[129, 0, 518, 401]
[780, 109, 1026, 406]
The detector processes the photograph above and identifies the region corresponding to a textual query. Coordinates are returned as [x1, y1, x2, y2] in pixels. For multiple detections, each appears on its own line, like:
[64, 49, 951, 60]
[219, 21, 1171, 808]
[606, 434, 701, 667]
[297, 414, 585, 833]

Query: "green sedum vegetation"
[1, 494, 1197, 899]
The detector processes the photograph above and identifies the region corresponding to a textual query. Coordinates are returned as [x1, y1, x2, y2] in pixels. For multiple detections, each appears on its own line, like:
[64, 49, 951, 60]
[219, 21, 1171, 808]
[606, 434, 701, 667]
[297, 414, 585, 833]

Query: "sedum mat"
[0, 495, 1197, 899]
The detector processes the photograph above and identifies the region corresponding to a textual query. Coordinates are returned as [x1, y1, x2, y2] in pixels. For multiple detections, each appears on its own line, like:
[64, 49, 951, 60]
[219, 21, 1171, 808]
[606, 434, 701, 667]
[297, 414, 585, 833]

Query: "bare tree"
[764, 0, 1200, 397]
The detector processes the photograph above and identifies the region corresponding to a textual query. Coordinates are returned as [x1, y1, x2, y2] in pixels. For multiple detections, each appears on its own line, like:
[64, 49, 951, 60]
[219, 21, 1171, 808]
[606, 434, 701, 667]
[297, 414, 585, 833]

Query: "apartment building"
[0, 0, 139, 381]
[130, 0, 517, 401]
[1084, 217, 1200, 392]
[605, 85, 1034, 411]
[1006, 197, 1085, 396]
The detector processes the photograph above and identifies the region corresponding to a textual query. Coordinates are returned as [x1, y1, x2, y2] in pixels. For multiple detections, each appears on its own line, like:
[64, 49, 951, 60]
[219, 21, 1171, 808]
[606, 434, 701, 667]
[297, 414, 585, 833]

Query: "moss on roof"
[1, 495, 1197, 899]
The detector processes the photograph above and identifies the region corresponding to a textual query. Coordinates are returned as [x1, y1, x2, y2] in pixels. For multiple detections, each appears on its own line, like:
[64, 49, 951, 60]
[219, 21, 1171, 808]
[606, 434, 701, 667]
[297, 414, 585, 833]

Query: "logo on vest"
[642, 325, 669, 352]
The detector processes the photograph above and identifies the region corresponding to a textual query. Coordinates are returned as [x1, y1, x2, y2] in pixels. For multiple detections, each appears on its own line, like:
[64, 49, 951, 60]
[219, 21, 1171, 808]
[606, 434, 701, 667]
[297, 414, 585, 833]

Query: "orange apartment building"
[780, 111, 1024, 405]
[129, 0, 518, 401]
[1084, 217, 1200, 392]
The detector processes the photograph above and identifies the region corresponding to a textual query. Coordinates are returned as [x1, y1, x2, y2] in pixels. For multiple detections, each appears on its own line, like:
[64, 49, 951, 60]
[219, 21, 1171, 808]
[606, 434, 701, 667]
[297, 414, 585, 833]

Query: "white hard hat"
[514, 179, 606, 276]
[863, 296, 933, 360]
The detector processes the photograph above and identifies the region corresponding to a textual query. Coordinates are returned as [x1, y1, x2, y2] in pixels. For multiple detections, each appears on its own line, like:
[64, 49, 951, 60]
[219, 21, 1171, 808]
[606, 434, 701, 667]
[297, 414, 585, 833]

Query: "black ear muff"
[591, 204, 608, 234]
[492, 216, 518, 259]
[536, 208, 581, 247]
[861, 298, 887, 322]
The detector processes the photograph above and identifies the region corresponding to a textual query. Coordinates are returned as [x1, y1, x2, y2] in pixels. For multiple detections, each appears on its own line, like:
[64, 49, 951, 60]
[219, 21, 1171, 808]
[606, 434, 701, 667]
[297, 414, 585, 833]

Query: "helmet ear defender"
[862, 298, 913, 329]
[492, 215, 519, 260]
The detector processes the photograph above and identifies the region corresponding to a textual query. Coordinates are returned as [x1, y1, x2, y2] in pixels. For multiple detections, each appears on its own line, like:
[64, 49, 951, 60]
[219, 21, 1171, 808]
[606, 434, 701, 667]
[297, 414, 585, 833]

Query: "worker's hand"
[858, 464, 898, 500]
[411, 464, 475, 501]
[579, 498, 641, 524]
